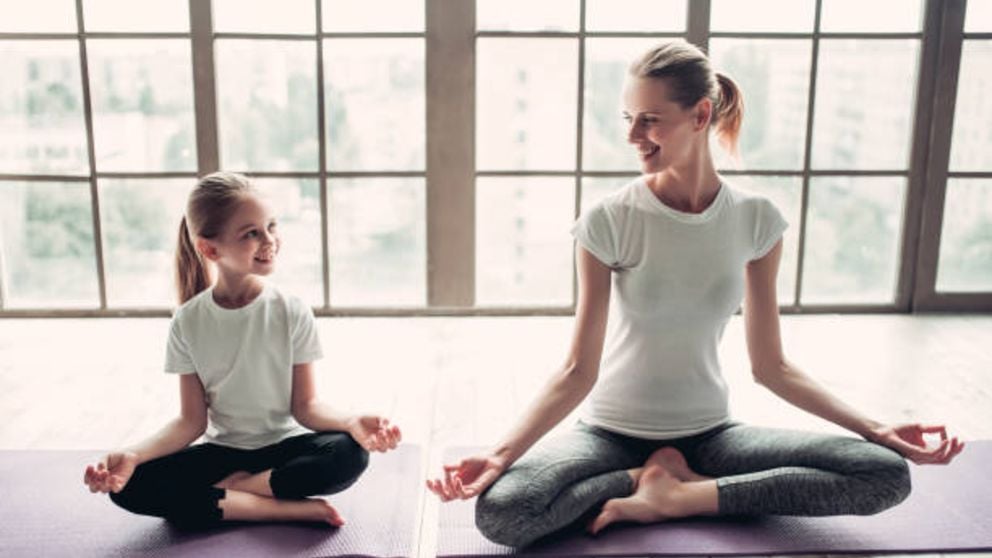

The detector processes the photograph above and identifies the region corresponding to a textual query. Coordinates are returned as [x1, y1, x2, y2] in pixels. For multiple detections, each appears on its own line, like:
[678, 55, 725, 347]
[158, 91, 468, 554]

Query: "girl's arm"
[126, 372, 209, 462]
[84, 373, 207, 493]
[291, 363, 401, 452]
[428, 246, 612, 500]
[743, 240, 963, 465]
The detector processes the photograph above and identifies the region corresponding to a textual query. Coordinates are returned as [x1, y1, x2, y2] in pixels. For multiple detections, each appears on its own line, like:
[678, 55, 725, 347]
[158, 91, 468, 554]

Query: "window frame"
[0, 0, 988, 317]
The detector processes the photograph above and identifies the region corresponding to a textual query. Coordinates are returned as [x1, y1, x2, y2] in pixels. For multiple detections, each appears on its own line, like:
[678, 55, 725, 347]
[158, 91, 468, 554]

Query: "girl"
[84, 172, 402, 528]
[427, 41, 964, 547]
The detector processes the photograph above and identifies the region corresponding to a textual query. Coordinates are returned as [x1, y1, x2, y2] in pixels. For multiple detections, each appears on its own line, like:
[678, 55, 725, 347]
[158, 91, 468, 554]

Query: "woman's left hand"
[869, 423, 965, 465]
[347, 415, 402, 453]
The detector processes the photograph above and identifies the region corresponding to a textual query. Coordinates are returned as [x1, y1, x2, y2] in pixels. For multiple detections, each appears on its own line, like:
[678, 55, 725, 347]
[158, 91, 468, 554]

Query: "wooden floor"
[1, 313, 990, 558]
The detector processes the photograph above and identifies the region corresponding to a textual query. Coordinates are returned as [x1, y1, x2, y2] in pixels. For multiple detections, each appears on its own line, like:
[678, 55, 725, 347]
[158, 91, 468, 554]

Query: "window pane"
[478, 39, 578, 171]
[0, 181, 98, 308]
[83, 0, 188, 32]
[0, 41, 89, 174]
[811, 40, 919, 170]
[87, 40, 196, 172]
[216, 40, 318, 172]
[585, 0, 686, 32]
[710, 39, 811, 171]
[802, 177, 905, 304]
[583, 38, 659, 171]
[966, 0, 992, 32]
[328, 178, 425, 306]
[949, 41, 992, 171]
[324, 39, 424, 171]
[476, 177, 573, 306]
[255, 178, 323, 307]
[710, 0, 813, 32]
[477, 0, 578, 31]
[936, 179, 992, 293]
[0, 0, 76, 32]
[820, 0, 922, 33]
[100, 178, 189, 307]
[322, 0, 423, 32]
[213, 0, 314, 34]
[733, 176, 802, 305]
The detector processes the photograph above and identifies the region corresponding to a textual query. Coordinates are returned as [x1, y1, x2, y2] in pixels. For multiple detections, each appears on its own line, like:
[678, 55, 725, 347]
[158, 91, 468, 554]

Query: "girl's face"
[621, 77, 709, 173]
[209, 194, 280, 278]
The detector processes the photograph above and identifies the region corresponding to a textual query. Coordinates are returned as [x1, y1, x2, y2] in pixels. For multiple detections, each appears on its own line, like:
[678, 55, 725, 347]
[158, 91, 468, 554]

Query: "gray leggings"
[476, 421, 911, 547]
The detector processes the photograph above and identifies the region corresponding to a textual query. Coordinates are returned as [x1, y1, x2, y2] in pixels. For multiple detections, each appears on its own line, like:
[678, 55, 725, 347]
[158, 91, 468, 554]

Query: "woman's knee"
[854, 447, 912, 514]
[475, 479, 541, 547]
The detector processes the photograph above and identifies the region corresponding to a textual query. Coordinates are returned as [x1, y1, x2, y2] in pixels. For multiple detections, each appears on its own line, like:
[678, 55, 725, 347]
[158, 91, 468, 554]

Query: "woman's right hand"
[426, 453, 507, 501]
[84, 451, 139, 494]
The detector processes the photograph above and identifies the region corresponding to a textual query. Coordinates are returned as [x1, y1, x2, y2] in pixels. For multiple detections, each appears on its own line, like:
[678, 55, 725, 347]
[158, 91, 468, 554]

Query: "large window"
[0, 0, 989, 315]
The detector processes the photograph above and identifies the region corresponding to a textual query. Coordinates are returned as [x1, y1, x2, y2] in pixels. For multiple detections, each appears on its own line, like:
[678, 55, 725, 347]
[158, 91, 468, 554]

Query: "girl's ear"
[195, 238, 219, 262]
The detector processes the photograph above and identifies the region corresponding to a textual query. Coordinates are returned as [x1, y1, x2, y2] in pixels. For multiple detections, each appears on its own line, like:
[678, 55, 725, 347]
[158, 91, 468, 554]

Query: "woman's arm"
[489, 246, 613, 466]
[743, 240, 963, 464]
[291, 363, 401, 452]
[84, 373, 208, 493]
[428, 246, 613, 500]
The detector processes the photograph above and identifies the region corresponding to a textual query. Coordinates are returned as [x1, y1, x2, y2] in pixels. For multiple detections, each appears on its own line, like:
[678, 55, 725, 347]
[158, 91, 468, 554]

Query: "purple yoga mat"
[0, 444, 421, 558]
[437, 440, 992, 556]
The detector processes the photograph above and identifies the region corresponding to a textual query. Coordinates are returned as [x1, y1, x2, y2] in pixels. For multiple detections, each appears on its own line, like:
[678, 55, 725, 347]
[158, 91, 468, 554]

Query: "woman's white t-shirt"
[164, 284, 323, 449]
[571, 177, 787, 440]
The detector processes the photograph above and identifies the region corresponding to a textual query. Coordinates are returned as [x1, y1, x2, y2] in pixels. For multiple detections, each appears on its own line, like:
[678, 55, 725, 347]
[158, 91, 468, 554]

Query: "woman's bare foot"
[643, 447, 711, 483]
[588, 465, 685, 535]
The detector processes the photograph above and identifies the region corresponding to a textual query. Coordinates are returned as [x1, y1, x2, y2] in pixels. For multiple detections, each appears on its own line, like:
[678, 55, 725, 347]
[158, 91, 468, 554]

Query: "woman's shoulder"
[720, 179, 781, 214]
[583, 176, 647, 218]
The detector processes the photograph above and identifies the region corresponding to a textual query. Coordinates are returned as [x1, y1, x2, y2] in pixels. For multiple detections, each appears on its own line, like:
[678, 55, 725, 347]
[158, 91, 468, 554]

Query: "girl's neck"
[646, 144, 721, 214]
[212, 273, 265, 309]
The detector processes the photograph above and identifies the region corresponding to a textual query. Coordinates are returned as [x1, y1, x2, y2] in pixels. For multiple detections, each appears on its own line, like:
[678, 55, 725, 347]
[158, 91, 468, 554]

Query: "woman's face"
[621, 77, 708, 173]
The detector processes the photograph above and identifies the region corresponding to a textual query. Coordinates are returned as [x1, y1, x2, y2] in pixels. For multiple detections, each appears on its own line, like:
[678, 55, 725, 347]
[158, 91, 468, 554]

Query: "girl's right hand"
[84, 451, 139, 494]
[426, 453, 507, 502]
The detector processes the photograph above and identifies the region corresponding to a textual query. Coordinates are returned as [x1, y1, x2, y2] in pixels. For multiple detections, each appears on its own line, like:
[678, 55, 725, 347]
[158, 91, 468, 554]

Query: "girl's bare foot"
[588, 465, 684, 535]
[643, 447, 711, 483]
[305, 498, 345, 527]
[214, 471, 252, 490]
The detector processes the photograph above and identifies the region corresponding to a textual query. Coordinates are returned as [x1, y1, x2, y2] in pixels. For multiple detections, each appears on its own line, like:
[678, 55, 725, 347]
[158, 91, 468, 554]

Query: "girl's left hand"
[869, 423, 965, 465]
[347, 415, 402, 453]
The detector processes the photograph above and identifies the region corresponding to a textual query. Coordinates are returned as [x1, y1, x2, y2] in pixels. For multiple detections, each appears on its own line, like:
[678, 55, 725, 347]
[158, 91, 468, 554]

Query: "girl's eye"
[245, 230, 258, 239]
[267, 222, 278, 231]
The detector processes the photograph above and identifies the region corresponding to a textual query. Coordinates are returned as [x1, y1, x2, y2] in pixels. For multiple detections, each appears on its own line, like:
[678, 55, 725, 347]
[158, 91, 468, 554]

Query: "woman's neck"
[212, 273, 265, 309]
[646, 145, 721, 214]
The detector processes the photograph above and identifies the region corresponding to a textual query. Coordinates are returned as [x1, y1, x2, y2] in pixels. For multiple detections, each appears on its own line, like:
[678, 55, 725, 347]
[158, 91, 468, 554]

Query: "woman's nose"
[626, 120, 641, 143]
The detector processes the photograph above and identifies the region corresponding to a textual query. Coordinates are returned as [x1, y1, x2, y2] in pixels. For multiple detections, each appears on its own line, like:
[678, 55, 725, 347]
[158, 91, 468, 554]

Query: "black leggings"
[109, 431, 368, 528]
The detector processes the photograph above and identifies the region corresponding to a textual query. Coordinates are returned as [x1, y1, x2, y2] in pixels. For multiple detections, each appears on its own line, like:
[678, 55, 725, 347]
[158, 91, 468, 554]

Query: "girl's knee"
[331, 436, 370, 481]
[108, 487, 140, 514]
[284, 436, 369, 496]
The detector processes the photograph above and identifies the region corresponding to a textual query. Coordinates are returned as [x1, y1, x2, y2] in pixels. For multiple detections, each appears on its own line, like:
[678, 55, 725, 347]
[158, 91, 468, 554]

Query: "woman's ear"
[693, 98, 713, 131]
[195, 238, 219, 262]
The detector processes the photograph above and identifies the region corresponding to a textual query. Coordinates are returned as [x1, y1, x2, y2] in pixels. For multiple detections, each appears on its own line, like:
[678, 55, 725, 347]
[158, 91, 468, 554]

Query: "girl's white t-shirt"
[571, 177, 787, 440]
[164, 284, 323, 449]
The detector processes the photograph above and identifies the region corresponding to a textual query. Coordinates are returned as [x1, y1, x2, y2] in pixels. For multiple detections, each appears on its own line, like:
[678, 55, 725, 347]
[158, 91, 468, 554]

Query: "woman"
[426, 41, 963, 547]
